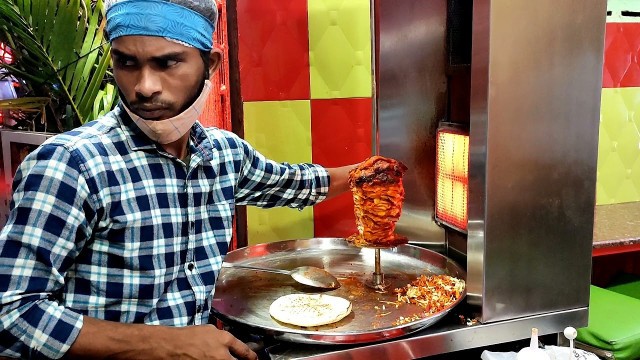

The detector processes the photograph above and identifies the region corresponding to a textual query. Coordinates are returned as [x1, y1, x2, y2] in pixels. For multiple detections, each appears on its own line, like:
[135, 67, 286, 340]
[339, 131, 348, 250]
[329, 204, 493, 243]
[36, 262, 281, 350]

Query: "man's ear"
[208, 47, 223, 75]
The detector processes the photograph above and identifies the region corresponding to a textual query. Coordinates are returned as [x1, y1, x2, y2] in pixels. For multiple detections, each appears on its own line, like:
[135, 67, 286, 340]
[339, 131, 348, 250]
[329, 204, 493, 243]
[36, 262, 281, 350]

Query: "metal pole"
[371, 248, 384, 287]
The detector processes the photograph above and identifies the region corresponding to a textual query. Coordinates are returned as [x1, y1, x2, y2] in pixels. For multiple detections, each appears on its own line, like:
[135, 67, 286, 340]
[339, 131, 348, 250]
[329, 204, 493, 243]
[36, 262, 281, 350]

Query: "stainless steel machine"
[215, 0, 607, 358]
[377, 0, 605, 333]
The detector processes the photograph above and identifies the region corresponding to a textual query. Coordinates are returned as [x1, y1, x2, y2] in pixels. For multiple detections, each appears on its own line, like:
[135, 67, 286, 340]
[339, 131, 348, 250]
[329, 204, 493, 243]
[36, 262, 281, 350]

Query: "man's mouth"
[133, 106, 169, 120]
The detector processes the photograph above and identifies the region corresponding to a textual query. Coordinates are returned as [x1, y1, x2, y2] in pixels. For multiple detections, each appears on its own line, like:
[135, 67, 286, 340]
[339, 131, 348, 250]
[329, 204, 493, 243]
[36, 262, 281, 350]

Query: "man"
[0, 0, 355, 358]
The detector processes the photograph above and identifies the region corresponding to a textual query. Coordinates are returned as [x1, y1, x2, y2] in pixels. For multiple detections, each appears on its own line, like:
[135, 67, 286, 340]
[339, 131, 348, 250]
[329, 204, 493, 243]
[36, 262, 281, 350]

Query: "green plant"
[0, 0, 117, 133]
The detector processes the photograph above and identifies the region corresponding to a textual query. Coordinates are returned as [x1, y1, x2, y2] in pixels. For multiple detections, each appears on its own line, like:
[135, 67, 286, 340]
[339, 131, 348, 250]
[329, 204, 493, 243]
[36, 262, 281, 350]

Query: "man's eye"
[116, 58, 136, 67]
[163, 59, 179, 68]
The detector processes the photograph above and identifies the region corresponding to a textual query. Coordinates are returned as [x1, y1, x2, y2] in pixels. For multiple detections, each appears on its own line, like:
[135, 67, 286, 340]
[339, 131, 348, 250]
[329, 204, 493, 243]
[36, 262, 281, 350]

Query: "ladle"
[221, 263, 340, 289]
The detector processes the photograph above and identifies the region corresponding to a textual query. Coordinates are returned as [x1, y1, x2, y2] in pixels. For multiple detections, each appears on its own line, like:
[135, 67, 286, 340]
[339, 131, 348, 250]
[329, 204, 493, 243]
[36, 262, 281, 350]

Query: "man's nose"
[135, 67, 162, 98]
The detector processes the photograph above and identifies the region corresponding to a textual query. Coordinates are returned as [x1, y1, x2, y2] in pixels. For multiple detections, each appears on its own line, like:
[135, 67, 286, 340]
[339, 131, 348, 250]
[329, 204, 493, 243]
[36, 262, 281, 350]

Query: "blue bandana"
[106, 0, 215, 51]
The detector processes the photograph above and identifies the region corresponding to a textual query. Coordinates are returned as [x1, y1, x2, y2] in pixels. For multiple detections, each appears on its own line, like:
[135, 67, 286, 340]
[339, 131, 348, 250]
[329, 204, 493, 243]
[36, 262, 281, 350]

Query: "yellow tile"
[308, 0, 372, 99]
[596, 87, 640, 205]
[243, 100, 314, 244]
[243, 100, 312, 162]
[247, 207, 314, 245]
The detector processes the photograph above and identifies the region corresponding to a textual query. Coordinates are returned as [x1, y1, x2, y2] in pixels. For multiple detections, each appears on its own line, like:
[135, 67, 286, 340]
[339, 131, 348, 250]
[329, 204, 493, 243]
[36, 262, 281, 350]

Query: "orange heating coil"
[435, 129, 469, 232]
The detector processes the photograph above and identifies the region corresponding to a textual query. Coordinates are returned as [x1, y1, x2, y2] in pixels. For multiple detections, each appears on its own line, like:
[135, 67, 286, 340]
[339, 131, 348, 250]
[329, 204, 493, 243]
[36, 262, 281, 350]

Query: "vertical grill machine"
[215, 1, 608, 358]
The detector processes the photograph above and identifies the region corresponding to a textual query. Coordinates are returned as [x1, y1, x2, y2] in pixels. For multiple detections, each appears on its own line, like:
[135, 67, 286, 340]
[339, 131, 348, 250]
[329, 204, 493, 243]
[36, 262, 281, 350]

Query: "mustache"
[129, 99, 172, 111]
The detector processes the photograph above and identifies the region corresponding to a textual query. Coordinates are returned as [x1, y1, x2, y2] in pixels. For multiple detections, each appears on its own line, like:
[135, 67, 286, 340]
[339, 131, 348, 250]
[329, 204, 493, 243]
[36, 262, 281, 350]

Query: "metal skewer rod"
[372, 248, 384, 286]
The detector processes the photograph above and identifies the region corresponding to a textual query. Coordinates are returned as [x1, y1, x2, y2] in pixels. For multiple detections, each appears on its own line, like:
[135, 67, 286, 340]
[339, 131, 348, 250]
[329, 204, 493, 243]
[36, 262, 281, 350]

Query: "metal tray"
[211, 238, 466, 345]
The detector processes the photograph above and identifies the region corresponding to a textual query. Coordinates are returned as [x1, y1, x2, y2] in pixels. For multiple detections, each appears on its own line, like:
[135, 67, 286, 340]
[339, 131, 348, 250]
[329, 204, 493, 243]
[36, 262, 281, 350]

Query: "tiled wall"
[597, 0, 640, 205]
[236, 0, 373, 245]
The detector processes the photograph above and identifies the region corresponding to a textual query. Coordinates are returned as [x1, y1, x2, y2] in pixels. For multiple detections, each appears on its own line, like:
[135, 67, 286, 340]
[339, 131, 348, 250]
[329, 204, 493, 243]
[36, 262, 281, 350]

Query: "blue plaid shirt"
[0, 106, 330, 359]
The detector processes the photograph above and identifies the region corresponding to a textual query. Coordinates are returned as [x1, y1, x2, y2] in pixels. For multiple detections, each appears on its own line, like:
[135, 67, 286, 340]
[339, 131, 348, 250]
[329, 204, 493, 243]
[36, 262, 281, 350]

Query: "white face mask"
[123, 80, 212, 144]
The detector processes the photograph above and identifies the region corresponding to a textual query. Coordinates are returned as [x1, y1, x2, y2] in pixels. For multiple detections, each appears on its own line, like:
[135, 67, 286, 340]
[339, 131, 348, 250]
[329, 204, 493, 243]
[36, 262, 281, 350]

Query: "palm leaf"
[0, 0, 117, 132]
[0, 97, 50, 110]
[91, 82, 115, 121]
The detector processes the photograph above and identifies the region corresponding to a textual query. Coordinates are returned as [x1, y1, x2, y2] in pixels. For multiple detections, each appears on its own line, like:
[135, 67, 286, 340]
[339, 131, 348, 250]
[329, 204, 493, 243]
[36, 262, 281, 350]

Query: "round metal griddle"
[211, 238, 466, 345]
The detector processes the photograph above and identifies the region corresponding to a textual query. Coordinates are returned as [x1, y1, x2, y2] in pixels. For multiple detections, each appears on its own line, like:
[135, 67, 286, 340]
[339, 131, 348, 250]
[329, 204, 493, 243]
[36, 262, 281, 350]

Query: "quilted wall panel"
[311, 98, 373, 237]
[596, 0, 640, 205]
[243, 101, 314, 245]
[236, 0, 310, 101]
[602, 23, 640, 88]
[597, 87, 640, 204]
[308, 0, 372, 99]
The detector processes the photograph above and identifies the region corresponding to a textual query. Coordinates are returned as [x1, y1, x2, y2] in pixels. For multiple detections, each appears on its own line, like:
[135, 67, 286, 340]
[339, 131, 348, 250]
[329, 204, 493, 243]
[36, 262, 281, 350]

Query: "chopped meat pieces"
[392, 274, 465, 318]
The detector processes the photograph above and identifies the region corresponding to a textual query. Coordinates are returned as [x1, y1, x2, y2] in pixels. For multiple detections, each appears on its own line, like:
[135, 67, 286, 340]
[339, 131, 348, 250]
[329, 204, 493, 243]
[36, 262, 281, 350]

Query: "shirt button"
[196, 305, 203, 313]
[188, 263, 195, 271]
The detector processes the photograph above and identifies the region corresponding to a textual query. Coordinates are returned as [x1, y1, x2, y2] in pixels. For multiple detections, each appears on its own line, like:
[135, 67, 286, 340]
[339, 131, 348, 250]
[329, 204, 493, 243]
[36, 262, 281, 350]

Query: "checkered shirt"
[0, 106, 329, 359]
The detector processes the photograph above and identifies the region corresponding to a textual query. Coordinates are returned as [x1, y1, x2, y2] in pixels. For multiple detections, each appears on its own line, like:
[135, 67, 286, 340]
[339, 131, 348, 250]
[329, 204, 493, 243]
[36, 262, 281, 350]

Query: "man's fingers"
[228, 337, 258, 360]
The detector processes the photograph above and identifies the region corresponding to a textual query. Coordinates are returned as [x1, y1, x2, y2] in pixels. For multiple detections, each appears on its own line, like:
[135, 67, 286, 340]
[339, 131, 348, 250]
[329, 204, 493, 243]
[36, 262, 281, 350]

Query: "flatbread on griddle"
[269, 293, 352, 327]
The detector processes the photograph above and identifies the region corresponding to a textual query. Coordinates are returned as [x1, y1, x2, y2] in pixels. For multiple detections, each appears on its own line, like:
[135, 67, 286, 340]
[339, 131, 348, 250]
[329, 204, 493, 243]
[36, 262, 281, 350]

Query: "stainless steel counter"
[264, 307, 588, 359]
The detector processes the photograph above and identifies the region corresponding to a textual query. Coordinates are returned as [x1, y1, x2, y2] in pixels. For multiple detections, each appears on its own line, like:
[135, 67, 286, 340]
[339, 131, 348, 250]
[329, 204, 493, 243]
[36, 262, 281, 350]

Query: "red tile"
[314, 193, 358, 238]
[236, 0, 310, 101]
[311, 98, 373, 238]
[603, 23, 640, 88]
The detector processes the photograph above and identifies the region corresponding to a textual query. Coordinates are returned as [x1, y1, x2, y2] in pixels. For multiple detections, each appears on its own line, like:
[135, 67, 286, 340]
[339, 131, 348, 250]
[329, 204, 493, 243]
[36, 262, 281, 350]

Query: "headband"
[106, 0, 215, 51]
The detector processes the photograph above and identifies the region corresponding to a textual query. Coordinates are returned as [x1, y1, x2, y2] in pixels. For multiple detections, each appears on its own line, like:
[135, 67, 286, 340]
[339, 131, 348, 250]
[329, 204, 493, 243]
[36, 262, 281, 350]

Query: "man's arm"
[67, 317, 256, 360]
[233, 136, 359, 208]
[0, 142, 257, 360]
[0, 144, 92, 358]
[326, 164, 358, 200]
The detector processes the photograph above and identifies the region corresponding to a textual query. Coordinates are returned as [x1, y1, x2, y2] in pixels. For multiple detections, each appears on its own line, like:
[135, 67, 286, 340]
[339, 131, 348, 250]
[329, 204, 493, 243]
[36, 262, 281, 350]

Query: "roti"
[269, 293, 352, 327]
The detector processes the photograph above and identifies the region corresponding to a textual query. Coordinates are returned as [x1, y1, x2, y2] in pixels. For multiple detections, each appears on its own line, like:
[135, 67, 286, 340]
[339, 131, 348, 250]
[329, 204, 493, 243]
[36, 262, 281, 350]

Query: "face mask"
[123, 80, 212, 144]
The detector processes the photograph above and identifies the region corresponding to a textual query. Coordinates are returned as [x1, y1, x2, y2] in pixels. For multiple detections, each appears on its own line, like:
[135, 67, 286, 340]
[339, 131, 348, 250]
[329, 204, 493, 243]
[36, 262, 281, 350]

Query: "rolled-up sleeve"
[0, 144, 94, 359]
[234, 139, 330, 209]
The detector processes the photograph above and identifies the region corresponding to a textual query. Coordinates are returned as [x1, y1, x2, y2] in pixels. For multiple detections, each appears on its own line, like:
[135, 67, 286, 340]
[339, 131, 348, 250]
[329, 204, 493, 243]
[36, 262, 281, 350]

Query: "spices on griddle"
[392, 274, 465, 317]
[347, 156, 408, 247]
[392, 314, 423, 326]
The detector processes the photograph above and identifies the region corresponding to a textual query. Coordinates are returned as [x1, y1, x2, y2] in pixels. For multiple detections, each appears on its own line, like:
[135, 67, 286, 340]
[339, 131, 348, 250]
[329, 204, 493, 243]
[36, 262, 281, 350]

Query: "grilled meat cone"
[347, 156, 408, 247]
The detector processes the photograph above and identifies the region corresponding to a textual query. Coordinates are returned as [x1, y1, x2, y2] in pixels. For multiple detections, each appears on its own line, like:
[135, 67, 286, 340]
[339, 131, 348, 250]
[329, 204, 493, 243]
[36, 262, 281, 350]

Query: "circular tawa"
[212, 238, 466, 345]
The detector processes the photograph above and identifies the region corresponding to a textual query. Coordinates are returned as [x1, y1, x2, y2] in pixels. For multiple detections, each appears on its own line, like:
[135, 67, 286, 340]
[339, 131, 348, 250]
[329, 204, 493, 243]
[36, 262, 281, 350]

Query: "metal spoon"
[221, 262, 340, 289]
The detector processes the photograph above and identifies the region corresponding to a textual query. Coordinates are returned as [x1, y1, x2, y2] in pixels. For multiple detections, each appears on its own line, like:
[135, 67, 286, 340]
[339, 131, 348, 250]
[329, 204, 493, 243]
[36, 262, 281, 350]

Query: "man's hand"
[67, 317, 258, 360]
[326, 163, 360, 199]
[168, 325, 258, 360]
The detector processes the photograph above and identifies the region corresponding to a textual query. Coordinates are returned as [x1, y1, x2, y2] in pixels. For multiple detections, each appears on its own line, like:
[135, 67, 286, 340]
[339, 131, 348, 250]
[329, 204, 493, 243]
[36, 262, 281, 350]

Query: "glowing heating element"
[435, 128, 469, 232]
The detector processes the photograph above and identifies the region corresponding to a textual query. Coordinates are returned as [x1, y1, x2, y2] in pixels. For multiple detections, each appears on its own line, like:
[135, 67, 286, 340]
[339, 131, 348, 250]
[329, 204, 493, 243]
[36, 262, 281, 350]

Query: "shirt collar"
[115, 102, 215, 162]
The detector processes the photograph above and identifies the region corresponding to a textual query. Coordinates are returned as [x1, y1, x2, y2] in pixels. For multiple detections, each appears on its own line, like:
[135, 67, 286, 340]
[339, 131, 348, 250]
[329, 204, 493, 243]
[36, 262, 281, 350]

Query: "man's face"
[111, 36, 207, 120]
